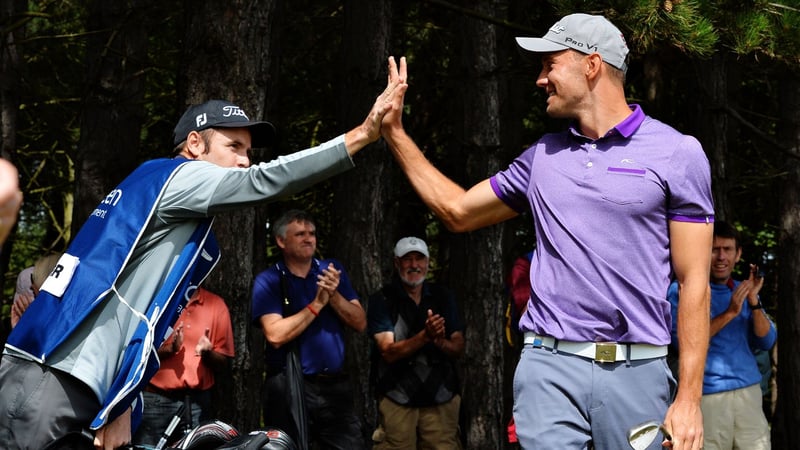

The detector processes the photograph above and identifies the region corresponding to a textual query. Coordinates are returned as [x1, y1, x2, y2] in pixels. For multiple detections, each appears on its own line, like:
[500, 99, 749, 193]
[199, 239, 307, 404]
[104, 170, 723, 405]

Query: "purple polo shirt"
[491, 105, 713, 345]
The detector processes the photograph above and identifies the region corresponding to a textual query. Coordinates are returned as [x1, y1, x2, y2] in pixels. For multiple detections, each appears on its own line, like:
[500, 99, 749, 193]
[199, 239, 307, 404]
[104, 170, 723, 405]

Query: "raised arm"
[343, 58, 409, 156]
[380, 57, 517, 232]
[664, 220, 712, 450]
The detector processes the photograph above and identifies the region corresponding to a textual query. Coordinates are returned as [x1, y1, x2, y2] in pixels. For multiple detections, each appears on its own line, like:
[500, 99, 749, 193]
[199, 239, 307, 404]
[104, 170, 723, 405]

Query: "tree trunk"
[448, 1, 507, 447]
[771, 65, 800, 450]
[331, 0, 392, 444]
[73, 0, 150, 231]
[693, 52, 731, 220]
[179, 0, 277, 433]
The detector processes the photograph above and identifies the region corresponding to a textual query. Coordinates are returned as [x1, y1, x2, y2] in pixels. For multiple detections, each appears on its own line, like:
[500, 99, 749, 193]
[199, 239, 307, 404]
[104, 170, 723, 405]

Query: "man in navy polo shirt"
[380, 14, 713, 450]
[252, 209, 367, 449]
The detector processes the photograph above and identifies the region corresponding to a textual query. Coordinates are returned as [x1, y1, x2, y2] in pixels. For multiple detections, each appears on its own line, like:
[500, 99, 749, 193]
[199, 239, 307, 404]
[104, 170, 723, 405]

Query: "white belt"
[523, 332, 667, 363]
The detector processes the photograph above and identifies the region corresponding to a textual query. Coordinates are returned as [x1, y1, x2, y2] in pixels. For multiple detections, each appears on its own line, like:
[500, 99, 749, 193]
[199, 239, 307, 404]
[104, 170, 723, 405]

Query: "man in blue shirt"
[252, 209, 367, 449]
[669, 221, 776, 449]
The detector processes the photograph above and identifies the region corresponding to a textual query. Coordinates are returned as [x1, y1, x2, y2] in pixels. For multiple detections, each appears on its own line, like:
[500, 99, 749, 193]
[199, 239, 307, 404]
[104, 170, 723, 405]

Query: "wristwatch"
[751, 301, 764, 310]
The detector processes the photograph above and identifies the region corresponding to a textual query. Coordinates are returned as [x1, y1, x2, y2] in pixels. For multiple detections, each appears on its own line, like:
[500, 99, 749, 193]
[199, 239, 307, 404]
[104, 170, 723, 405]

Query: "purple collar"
[569, 104, 644, 140]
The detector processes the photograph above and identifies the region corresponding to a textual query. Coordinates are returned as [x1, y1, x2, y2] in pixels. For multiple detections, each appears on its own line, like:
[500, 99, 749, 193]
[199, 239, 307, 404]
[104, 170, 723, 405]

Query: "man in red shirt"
[133, 286, 235, 446]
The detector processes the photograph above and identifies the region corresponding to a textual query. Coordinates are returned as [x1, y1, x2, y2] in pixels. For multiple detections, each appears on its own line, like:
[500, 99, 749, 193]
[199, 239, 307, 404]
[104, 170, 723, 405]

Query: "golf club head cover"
[216, 428, 298, 450]
[168, 420, 240, 450]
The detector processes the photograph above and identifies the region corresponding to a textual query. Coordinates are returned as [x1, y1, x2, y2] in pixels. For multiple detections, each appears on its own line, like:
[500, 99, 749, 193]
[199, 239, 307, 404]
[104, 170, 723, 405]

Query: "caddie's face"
[196, 128, 252, 168]
[711, 236, 741, 283]
[395, 252, 428, 287]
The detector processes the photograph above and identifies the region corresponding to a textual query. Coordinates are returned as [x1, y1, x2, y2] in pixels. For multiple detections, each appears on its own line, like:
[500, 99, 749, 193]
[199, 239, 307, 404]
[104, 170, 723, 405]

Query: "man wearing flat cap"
[382, 13, 712, 450]
[0, 63, 406, 450]
[368, 237, 465, 449]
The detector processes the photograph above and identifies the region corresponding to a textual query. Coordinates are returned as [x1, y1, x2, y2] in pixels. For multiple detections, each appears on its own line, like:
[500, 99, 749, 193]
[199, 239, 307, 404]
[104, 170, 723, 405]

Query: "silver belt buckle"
[595, 342, 617, 362]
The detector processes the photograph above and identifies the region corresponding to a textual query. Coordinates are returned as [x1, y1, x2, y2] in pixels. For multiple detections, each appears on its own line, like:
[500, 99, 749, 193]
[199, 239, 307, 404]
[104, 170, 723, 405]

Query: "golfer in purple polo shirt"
[381, 13, 713, 450]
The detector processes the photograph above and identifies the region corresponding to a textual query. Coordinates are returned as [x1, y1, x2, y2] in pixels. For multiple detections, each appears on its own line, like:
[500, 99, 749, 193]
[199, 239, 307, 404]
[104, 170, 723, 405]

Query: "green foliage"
[698, 0, 800, 64]
[546, 0, 718, 56]
[12, 1, 87, 261]
[4, 0, 182, 310]
[0, 1, 85, 316]
[543, 0, 800, 63]
[761, 1, 800, 64]
[733, 11, 771, 53]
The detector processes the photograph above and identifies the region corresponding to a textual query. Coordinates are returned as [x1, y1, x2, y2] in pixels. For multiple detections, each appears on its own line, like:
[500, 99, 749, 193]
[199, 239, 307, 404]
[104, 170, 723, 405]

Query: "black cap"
[173, 99, 276, 147]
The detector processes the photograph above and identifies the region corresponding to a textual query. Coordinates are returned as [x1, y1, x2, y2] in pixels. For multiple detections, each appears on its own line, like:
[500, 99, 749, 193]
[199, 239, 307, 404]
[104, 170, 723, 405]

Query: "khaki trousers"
[373, 395, 462, 450]
[701, 383, 771, 450]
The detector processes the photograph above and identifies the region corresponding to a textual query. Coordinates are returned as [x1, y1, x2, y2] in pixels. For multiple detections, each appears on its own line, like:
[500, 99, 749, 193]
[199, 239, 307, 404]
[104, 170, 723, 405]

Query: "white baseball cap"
[394, 237, 429, 258]
[515, 13, 629, 73]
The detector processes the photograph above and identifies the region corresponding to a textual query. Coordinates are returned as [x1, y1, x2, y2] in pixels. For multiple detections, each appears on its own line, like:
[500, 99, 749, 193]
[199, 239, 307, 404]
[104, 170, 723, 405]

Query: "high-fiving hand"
[346, 57, 408, 153]
[381, 56, 408, 136]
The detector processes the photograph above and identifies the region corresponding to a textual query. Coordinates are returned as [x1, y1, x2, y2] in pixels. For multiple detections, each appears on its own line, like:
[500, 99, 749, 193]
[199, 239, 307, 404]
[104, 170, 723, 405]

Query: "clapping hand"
[316, 263, 341, 306]
[424, 309, 446, 343]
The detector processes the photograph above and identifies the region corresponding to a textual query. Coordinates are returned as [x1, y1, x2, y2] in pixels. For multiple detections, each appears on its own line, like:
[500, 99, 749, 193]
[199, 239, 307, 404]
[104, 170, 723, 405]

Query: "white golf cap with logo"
[394, 237, 429, 258]
[515, 13, 629, 73]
